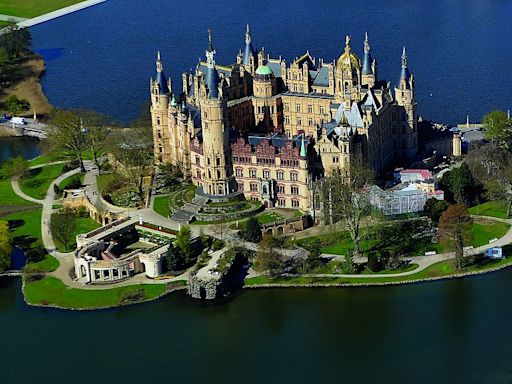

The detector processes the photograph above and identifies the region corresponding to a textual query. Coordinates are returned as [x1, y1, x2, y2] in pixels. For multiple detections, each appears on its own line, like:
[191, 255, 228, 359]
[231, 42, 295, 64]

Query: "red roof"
[400, 169, 432, 180]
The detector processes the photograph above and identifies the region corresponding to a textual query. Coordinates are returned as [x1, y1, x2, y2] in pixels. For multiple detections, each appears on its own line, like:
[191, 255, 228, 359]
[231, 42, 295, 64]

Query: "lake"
[29, 0, 512, 125]
[2, 1, 512, 383]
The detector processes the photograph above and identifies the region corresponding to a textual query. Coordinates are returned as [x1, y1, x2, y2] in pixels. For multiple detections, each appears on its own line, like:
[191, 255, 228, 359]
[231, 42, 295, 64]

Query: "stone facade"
[151, 28, 418, 214]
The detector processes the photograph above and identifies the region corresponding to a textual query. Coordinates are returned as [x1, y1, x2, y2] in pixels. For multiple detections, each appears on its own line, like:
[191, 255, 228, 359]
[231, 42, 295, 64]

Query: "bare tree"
[51, 209, 77, 251]
[319, 158, 374, 256]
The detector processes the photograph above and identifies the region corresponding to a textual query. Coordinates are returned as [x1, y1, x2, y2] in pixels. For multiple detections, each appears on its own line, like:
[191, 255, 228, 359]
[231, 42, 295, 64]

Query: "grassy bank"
[153, 195, 170, 217]
[245, 253, 512, 286]
[51, 214, 100, 252]
[24, 277, 185, 309]
[0, 0, 87, 18]
[469, 201, 509, 219]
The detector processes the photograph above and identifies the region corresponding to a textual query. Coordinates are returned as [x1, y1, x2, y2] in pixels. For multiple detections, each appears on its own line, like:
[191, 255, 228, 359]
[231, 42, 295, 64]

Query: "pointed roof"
[207, 28, 214, 52]
[242, 24, 256, 65]
[400, 46, 411, 83]
[300, 134, 307, 157]
[205, 29, 219, 98]
[155, 51, 169, 94]
[362, 32, 373, 76]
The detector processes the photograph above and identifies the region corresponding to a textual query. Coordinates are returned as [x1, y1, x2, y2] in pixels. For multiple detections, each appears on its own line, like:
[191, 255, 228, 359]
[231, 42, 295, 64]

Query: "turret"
[150, 51, 170, 165]
[204, 28, 220, 99]
[361, 33, 376, 87]
[335, 35, 361, 103]
[241, 24, 256, 71]
[394, 47, 418, 160]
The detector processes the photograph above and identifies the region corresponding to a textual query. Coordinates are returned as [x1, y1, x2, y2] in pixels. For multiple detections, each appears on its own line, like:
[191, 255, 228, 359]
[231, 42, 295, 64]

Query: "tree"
[466, 144, 512, 218]
[48, 109, 89, 172]
[367, 251, 382, 272]
[340, 252, 356, 274]
[439, 163, 480, 206]
[1, 155, 28, 178]
[50, 209, 77, 251]
[254, 234, 285, 277]
[243, 216, 262, 243]
[1, 95, 30, 116]
[165, 241, 184, 272]
[175, 226, 193, 264]
[482, 110, 512, 149]
[108, 125, 153, 207]
[0, 220, 12, 273]
[211, 221, 230, 241]
[0, 22, 32, 60]
[319, 158, 374, 256]
[424, 198, 450, 223]
[83, 111, 111, 172]
[439, 204, 473, 270]
[306, 238, 322, 271]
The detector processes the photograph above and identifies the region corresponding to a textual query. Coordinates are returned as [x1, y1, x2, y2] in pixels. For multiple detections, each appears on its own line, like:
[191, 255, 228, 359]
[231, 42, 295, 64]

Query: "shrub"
[367, 252, 382, 272]
[211, 238, 224, 251]
[243, 216, 262, 243]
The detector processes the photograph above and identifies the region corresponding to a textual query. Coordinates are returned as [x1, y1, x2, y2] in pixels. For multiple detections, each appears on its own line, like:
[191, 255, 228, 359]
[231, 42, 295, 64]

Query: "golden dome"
[337, 35, 360, 72]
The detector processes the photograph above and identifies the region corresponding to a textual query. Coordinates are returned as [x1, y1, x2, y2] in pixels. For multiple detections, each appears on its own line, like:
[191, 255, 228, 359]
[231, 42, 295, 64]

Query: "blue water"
[29, 0, 512, 125]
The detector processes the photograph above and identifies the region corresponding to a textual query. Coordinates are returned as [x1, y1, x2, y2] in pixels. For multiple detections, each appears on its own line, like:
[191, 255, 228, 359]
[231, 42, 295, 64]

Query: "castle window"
[297, 117, 302, 126]
[319, 106, 325, 114]
[291, 186, 299, 195]
[263, 185, 268, 194]
[284, 103, 289, 112]
[157, 117, 161, 125]
[277, 184, 285, 193]
[333, 156, 339, 163]
[157, 131, 162, 139]
[279, 198, 286, 207]
[291, 199, 299, 208]
[296, 104, 301, 113]
[196, 156, 200, 165]
[249, 169, 257, 178]
[216, 158, 221, 166]
[159, 146, 163, 153]
[263, 170, 270, 179]
[217, 170, 221, 179]
[290, 172, 298, 181]
[277, 171, 284, 180]
[308, 105, 313, 113]
[250, 183, 258, 192]
[235, 168, 243, 177]
[196, 170, 201, 179]
[308, 118, 313, 126]
[285, 116, 290, 125]
[238, 183, 244, 192]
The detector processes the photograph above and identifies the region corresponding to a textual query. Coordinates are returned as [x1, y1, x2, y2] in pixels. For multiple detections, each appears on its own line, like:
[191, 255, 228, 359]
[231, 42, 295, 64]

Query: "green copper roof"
[170, 95, 177, 106]
[300, 135, 307, 157]
[255, 65, 273, 75]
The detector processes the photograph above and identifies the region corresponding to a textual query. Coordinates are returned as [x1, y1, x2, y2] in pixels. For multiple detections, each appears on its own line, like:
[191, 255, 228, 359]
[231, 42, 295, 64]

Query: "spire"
[362, 32, 373, 75]
[207, 27, 214, 52]
[400, 46, 411, 81]
[204, 29, 219, 98]
[344, 35, 351, 53]
[155, 51, 169, 94]
[300, 134, 307, 157]
[242, 24, 255, 65]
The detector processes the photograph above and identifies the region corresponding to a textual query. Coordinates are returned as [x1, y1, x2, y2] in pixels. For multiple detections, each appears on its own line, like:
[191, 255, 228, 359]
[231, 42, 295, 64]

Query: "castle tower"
[335, 35, 361, 103]
[453, 131, 462, 157]
[394, 47, 418, 160]
[241, 24, 256, 73]
[253, 63, 279, 132]
[150, 51, 171, 164]
[200, 30, 234, 196]
[361, 33, 376, 88]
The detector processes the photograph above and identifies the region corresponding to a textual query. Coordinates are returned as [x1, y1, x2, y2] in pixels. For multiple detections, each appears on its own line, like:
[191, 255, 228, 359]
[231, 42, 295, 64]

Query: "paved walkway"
[17, 0, 107, 28]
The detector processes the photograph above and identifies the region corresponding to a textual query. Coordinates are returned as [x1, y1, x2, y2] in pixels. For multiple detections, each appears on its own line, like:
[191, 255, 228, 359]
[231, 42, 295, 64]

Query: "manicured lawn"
[25, 255, 59, 273]
[58, 172, 84, 190]
[469, 200, 509, 219]
[153, 195, 170, 217]
[471, 220, 510, 247]
[0, 177, 36, 208]
[257, 211, 285, 224]
[52, 215, 101, 252]
[24, 276, 168, 309]
[20, 163, 66, 200]
[0, 0, 87, 18]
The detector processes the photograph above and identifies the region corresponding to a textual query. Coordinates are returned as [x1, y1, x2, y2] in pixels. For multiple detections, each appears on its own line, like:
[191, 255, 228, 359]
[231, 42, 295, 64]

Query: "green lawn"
[25, 255, 59, 273]
[96, 173, 118, 193]
[24, 276, 169, 309]
[0, 177, 36, 209]
[257, 211, 285, 224]
[0, 0, 87, 18]
[153, 195, 170, 217]
[52, 215, 100, 252]
[58, 172, 84, 190]
[20, 163, 66, 200]
[469, 200, 509, 219]
[472, 220, 510, 247]
[245, 255, 512, 286]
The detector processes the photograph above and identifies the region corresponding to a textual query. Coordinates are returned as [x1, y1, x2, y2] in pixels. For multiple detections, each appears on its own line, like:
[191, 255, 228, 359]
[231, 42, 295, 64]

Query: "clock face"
[344, 58, 350, 65]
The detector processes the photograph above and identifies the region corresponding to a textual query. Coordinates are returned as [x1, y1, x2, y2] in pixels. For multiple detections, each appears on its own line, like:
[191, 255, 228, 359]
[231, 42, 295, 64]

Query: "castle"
[150, 27, 418, 212]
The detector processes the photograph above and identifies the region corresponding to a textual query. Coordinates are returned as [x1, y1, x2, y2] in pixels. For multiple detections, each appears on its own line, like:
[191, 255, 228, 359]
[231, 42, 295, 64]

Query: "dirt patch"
[2, 56, 52, 116]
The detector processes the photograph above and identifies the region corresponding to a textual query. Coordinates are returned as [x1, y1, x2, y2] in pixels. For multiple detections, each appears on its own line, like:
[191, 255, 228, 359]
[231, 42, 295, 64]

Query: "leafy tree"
[306, 238, 322, 271]
[424, 198, 450, 223]
[318, 158, 374, 256]
[48, 109, 89, 172]
[439, 163, 480, 206]
[165, 242, 184, 272]
[1, 155, 28, 178]
[50, 209, 77, 251]
[243, 216, 262, 243]
[0, 220, 13, 273]
[367, 251, 382, 272]
[482, 110, 512, 149]
[175, 226, 193, 264]
[439, 204, 473, 270]
[1, 95, 30, 116]
[254, 234, 284, 277]
[83, 111, 111, 172]
[340, 252, 356, 274]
